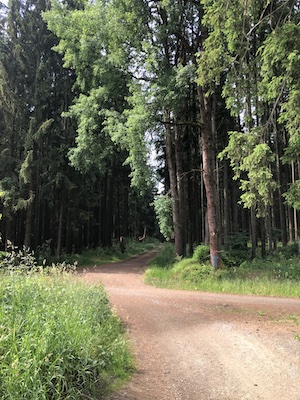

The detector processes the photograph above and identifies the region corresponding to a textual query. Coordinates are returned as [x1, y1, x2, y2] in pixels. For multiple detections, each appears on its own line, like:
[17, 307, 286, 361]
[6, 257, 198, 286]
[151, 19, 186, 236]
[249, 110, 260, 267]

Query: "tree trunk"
[24, 190, 34, 249]
[197, 86, 221, 268]
[291, 162, 298, 241]
[232, 180, 239, 234]
[251, 206, 257, 258]
[56, 195, 64, 258]
[165, 114, 184, 256]
[223, 159, 230, 249]
[174, 123, 187, 256]
[261, 218, 266, 258]
[266, 207, 273, 254]
[274, 122, 287, 246]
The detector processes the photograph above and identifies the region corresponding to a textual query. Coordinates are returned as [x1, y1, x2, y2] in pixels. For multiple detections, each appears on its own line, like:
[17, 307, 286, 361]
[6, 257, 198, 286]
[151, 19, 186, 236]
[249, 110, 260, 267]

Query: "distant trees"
[1, 0, 300, 264]
[0, 0, 157, 255]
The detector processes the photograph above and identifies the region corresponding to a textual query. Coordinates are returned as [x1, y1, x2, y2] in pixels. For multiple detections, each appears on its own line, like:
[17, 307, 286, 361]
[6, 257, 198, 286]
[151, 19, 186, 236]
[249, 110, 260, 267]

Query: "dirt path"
[81, 250, 300, 400]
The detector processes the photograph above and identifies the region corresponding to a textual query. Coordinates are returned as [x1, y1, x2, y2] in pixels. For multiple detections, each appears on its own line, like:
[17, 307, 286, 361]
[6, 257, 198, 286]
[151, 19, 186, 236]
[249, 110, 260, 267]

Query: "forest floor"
[80, 250, 300, 400]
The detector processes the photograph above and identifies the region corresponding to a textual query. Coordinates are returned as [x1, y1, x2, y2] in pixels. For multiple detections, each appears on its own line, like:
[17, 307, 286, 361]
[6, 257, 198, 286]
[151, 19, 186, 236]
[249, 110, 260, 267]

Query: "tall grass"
[0, 271, 133, 399]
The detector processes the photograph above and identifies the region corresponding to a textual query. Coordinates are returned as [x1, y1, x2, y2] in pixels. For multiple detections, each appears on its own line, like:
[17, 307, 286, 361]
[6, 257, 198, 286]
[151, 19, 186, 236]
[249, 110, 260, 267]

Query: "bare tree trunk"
[24, 190, 35, 249]
[174, 123, 187, 256]
[288, 206, 294, 242]
[266, 207, 273, 254]
[292, 162, 298, 241]
[223, 159, 230, 249]
[197, 86, 221, 268]
[56, 195, 64, 258]
[261, 218, 266, 258]
[232, 181, 239, 233]
[165, 114, 184, 256]
[24, 204, 32, 248]
[200, 160, 206, 243]
[274, 126, 287, 246]
[251, 206, 257, 259]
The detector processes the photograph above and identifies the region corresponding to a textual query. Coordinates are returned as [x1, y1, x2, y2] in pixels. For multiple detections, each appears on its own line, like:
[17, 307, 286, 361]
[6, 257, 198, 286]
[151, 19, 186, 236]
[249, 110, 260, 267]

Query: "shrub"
[174, 261, 212, 282]
[278, 242, 299, 257]
[0, 245, 38, 272]
[150, 242, 175, 269]
[192, 245, 210, 264]
[225, 232, 249, 250]
[222, 248, 251, 268]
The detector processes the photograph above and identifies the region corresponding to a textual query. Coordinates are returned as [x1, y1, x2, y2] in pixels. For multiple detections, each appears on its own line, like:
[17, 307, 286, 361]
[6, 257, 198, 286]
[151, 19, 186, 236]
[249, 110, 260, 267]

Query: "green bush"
[222, 232, 250, 267]
[0, 245, 38, 271]
[225, 232, 249, 250]
[150, 242, 175, 269]
[192, 245, 210, 263]
[278, 242, 299, 258]
[222, 248, 251, 268]
[174, 260, 212, 282]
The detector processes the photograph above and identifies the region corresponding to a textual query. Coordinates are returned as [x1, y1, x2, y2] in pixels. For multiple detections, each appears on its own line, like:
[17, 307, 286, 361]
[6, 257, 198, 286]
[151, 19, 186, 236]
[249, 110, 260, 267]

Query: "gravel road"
[81, 250, 300, 400]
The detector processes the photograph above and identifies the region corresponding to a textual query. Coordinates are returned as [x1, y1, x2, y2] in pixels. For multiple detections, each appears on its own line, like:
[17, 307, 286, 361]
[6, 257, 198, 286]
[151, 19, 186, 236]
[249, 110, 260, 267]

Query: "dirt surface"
[81, 250, 300, 400]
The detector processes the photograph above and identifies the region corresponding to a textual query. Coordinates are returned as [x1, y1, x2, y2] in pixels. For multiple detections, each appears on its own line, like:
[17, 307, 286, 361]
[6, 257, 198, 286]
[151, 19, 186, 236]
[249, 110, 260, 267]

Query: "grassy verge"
[0, 270, 133, 399]
[145, 243, 300, 298]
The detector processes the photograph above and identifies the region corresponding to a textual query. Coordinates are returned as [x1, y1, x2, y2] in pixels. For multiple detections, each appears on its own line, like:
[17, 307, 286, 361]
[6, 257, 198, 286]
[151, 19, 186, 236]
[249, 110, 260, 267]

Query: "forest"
[1, 0, 300, 268]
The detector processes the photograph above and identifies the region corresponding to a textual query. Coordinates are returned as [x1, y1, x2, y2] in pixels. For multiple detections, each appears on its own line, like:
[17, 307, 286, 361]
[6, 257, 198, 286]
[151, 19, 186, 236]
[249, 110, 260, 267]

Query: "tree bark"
[197, 86, 221, 268]
[223, 159, 230, 249]
[274, 122, 287, 246]
[174, 123, 187, 256]
[165, 113, 184, 256]
[56, 194, 64, 258]
[291, 162, 298, 241]
[251, 206, 257, 258]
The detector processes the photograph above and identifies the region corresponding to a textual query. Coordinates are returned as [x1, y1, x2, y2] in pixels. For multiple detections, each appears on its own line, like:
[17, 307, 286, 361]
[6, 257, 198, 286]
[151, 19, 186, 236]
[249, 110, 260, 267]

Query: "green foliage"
[192, 245, 210, 264]
[283, 180, 300, 210]
[224, 232, 248, 250]
[222, 232, 250, 267]
[67, 89, 115, 174]
[259, 22, 300, 209]
[150, 242, 176, 269]
[0, 244, 78, 273]
[44, 0, 154, 194]
[104, 83, 154, 192]
[173, 260, 213, 282]
[221, 249, 249, 268]
[153, 194, 173, 241]
[0, 245, 38, 272]
[260, 22, 300, 104]
[238, 255, 300, 282]
[0, 272, 133, 399]
[220, 129, 277, 217]
[278, 242, 299, 258]
[198, 0, 262, 114]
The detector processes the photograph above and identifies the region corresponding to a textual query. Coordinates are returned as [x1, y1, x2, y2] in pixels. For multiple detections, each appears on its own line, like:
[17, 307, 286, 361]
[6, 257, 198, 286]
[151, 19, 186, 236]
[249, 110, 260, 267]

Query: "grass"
[145, 243, 300, 298]
[0, 270, 134, 399]
[0, 237, 160, 399]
